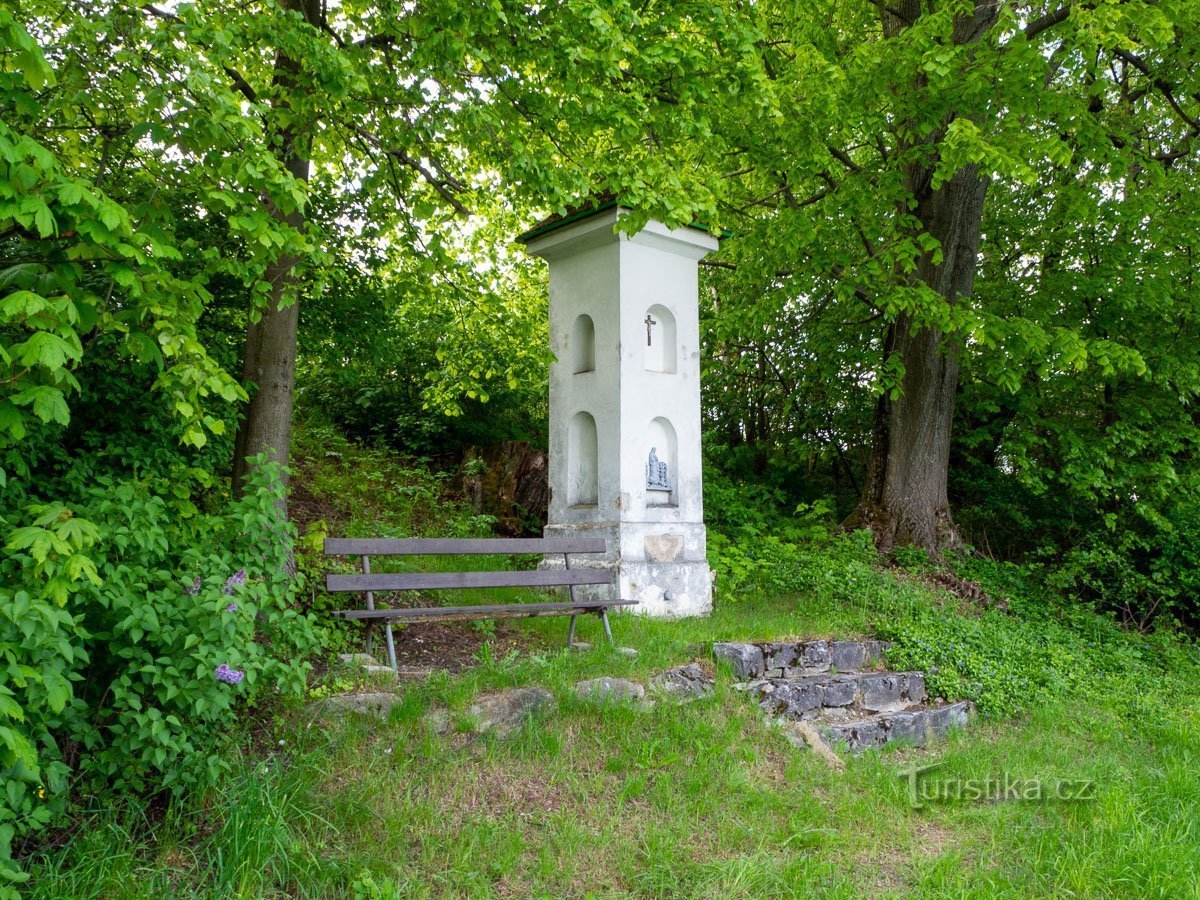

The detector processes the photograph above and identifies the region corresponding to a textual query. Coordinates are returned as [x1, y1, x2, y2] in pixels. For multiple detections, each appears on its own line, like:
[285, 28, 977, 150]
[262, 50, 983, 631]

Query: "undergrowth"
[18, 432, 1200, 897]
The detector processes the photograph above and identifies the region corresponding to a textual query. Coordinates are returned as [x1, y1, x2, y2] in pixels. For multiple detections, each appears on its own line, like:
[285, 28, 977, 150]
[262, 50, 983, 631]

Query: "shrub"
[0, 459, 318, 888]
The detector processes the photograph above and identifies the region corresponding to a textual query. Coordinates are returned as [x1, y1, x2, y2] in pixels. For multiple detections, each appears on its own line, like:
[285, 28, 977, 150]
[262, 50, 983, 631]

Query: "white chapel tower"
[519, 202, 717, 617]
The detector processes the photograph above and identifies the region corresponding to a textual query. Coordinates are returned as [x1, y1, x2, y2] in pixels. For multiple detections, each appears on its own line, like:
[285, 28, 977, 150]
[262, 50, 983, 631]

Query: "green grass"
[23, 591, 1200, 898]
[24, 425, 1200, 897]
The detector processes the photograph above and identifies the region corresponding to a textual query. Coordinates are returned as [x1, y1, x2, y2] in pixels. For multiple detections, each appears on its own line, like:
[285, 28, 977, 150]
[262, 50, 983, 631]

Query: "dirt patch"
[388, 620, 547, 673]
[912, 820, 957, 857]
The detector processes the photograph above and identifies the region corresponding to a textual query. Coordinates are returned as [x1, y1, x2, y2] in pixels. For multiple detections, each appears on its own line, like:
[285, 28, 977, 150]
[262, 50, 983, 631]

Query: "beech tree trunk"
[231, 0, 319, 500]
[230, 164, 306, 498]
[844, 1, 996, 556]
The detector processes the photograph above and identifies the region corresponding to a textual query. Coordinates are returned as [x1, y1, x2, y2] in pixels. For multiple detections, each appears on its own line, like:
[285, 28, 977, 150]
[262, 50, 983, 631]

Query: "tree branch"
[353, 126, 471, 216]
[1024, 5, 1072, 40]
[141, 4, 258, 102]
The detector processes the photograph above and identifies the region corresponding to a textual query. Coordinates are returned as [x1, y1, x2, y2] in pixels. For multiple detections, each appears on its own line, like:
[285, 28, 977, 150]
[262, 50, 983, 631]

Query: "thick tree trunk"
[231, 0, 319, 500]
[843, 1, 996, 556]
[846, 166, 988, 556]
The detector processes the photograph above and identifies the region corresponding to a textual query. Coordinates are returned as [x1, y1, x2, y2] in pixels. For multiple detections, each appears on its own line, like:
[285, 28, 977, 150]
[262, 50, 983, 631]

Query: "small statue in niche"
[646, 447, 671, 490]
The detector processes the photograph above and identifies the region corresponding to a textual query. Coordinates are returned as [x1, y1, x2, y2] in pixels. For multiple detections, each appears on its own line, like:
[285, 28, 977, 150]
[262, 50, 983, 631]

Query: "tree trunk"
[844, 0, 996, 556]
[231, 0, 320, 500]
[231, 174, 305, 497]
[846, 165, 988, 556]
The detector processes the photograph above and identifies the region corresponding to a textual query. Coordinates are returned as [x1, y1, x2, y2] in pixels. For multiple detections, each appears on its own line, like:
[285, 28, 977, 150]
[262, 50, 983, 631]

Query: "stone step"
[817, 701, 973, 752]
[713, 639, 889, 680]
[751, 671, 928, 718]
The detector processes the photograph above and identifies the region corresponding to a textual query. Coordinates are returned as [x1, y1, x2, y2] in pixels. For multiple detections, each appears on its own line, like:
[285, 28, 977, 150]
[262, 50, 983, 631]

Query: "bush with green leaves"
[706, 484, 1200, 725]
[0, 460, 318, 889]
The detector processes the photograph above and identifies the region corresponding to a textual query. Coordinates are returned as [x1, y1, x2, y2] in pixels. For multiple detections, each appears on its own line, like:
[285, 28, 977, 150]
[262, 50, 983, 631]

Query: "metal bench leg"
[600, 608, 614, 645]
[384, 622, 398, 673]
[364, 620, 375, 656]
[567, 613, 578, 648]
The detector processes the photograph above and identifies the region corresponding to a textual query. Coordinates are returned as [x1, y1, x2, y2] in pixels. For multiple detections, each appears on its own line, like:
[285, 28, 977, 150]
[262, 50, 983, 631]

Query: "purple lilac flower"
[185, 577, 201, 596]
[225, 602, 239, 613]
[223, 569, 246, 595]
[215, 664, 244, 685]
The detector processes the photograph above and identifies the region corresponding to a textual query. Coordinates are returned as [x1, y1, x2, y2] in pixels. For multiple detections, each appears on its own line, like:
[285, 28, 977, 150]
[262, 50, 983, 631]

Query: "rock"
[574, 677, 646, 702]
[568, 642, 593, 652]
[318, 692, 404, 721]
[903, 672, 928, 704]
[884, 710, 927, 746]
[363, 665, 397, 677]
[819, 701, 973, 752]
[339, 653, 380, 668]
[764, 643, 800, 670]
[734, 679, 772, 694]
[615, 647, 639, 657]
[712, 642, 765, 679]
[428, 686, 556, 737]
[650, 662, 714, 699]
[801, 640, 831, 671]
[424, 707, 451, 733]
[824, 640, 889, 672]
[858, 674, 905, 713]
[821, 717, 886, 751]
[761, 681, 822, 717]
[815, 677, 858, 707]
[828, 641, 868, 671]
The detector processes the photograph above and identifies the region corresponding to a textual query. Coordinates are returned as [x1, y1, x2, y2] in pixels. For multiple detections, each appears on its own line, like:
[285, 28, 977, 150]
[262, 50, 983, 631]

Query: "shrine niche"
[643, 304, 677, 373]
[571, 314, 595, 374]
[645, 417, 677, 507]
[568, 411, 598, 505]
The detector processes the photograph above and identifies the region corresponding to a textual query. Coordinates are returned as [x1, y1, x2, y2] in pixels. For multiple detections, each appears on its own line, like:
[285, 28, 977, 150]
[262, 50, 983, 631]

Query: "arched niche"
[571, 314, 596, 374]
[568, 411, 598, 505]
[645, 416, 678, 507]
[644, 304, 677, 373]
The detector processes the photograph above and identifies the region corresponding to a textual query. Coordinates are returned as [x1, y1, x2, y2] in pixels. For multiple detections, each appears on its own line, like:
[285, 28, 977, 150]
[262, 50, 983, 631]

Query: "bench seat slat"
[326, 568, 613, 593]
[333, 599, 638, 622]
[324, 537, 608, 556]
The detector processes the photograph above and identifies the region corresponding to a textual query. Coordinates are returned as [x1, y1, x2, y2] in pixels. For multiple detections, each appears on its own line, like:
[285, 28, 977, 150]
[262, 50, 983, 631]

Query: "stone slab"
[819, 701, 973, 752]
[712, 642, 765, 679]
[650, 662, 714, 699]
[427, 686, 556, 737]
[712, 639, 889, 680]
[574, 677, 645, 702]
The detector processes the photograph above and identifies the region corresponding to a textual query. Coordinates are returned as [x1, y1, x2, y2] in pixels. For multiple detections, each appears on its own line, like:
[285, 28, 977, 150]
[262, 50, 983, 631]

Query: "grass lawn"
[24, 589, 1200, 898]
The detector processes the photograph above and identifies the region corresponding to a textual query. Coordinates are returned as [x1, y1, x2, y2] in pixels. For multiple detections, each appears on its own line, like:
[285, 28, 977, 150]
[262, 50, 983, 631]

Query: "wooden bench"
[324, 537, 637, 672]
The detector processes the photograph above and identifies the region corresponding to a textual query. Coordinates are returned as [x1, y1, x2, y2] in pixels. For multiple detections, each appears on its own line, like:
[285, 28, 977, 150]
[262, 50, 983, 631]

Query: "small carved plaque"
[645, 534, 684, 562]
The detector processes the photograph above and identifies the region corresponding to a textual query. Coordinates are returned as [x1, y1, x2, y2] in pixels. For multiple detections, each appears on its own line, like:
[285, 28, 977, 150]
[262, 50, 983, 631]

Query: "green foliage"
[703, 467, 1200, 723]
[297, 253, 550, 457]
[72, 463, 318, 793]
[879, 552, 1200, 722]
[0, 9, 247, 465]
[0, 460, 316, 886]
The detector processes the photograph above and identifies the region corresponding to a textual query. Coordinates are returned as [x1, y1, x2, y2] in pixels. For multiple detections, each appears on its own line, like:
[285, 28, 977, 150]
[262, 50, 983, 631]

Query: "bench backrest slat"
[326, 568, 614, 593]
[324, 537, 607, 557]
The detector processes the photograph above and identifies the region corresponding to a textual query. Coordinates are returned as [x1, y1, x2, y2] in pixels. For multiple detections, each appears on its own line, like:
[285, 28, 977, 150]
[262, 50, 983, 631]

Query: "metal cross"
[644, 314, 657, 346]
